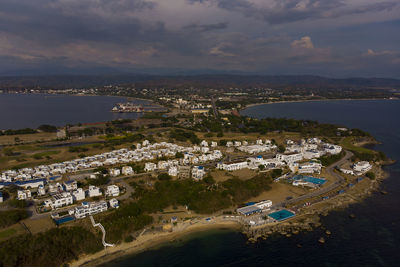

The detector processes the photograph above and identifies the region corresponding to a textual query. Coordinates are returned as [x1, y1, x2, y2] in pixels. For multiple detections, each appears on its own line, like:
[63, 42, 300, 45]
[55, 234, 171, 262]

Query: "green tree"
[3, 148, 14, 156]
[366, 171, 376, 180]
[158, 173, 172, 181]
[38, 124, 58, 132]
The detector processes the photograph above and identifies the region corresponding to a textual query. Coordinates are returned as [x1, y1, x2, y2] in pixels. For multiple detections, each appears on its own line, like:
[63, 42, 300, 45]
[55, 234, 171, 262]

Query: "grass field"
[341, 137, 376, 154]
[0, 132, 57, 145]
[0, 228, 16, 239]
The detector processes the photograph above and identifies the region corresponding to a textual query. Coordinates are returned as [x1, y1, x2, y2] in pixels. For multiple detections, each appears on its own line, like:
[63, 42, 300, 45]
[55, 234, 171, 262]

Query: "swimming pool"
[54, 216, 74, 225]
[268, 209, 295, 221]
[303, 176, 326, 185]
[292, 175, 326, 185]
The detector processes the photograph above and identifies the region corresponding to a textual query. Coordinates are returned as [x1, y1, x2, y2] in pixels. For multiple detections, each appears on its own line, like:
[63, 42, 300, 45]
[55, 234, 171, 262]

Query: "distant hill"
[0, 74, 399, 89]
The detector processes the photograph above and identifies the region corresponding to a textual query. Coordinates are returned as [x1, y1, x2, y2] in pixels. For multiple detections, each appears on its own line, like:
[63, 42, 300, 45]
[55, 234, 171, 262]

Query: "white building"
[142, 140, 150, 147]
[144, 162, 157, 172]
[49, 192, 73, 209]
[17, 189, 31, 200]
[200, 140, 208, 147]
[15, 178, 45, 189]
[109, 198, 119, 208]
[105, 185, 120, 197]
[121, 166, 134, 175]
[37, 185, 46, 196]
[303, 150, 322, 160]
[298, 161, 322, 174]
[325, 144, 342, 155]
[255, 200, 272, 209]
[168, 166, 178, 177]
[217, 161, 248, 171]
[276, 153, 303, 163]
[109, 168, 121, 177]
[74, 201, 108, 219]
[340, 168, 355, 175]
[353, 161, 372, 174]
[49, 183, 63, 194]
[88, 185, 102, 197]
[72, 188, 86, 201]
[63, 180, 78, 191]
[192, 166, 206, 180]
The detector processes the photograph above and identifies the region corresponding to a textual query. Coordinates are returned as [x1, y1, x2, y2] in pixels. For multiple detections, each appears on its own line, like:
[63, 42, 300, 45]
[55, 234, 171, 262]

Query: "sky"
[0, 0, 399, 78]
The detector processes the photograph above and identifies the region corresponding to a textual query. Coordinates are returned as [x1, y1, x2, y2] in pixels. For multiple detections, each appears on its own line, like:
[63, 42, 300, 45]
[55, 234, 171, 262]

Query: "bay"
[0, 94, 147, 130]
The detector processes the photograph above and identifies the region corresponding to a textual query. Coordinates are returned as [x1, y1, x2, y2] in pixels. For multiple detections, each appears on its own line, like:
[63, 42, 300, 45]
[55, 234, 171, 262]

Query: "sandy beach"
[70, 219, 241, 267]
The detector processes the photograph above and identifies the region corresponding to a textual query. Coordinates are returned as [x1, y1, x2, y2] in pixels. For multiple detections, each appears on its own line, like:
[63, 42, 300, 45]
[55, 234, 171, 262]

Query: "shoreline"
[242, 97, 399, 110]
[69, 140, 394, 267]
[70, 220, 241, 267]
[73, 168, 393, 266]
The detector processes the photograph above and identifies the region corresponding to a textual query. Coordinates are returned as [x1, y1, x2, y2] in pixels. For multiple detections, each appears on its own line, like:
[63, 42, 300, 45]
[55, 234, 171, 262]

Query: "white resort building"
[105, 185, 120, 197]
[74, 201, 108, 219]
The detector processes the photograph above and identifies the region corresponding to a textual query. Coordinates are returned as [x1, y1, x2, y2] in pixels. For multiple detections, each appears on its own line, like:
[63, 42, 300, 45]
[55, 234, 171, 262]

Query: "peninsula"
[0, 108, 392, 267]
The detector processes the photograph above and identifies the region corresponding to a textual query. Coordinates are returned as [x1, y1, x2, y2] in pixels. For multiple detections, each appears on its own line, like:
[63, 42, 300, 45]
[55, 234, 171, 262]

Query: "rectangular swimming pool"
[268, 209, 295, 221]
[303, 176, 326, 185]
[54, 216, 74, 225]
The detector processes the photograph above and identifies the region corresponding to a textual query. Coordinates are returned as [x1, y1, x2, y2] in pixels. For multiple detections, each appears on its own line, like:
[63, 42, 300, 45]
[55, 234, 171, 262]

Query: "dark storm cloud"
[0, 0, 399, 77]
[0, 0, 156, 45]
[188, 0, 398, 24]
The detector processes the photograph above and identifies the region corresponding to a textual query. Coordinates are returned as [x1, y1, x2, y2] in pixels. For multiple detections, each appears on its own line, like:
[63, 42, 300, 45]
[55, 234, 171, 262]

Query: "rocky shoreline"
[243, 161, 391, 242]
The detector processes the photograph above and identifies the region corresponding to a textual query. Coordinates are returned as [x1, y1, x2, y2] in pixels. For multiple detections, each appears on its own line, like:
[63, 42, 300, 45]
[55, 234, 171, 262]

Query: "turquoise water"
[292, 175, 326, 185]
[303, 176, 326, 185]
[103, 99, 400, 266]
[268, 210, 296, 221]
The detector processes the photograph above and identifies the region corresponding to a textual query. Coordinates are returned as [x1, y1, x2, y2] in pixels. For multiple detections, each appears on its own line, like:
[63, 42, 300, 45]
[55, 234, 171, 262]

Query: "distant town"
[1, 75, 399, 117]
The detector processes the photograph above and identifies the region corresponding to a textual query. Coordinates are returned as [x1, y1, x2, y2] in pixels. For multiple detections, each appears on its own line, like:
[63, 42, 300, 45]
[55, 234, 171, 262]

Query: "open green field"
[341, 137, 376, 154]
[0, 228, 16, 239]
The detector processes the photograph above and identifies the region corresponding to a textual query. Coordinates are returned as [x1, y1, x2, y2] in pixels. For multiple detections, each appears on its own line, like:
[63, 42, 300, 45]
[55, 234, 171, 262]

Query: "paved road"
[211, 97, 219, 118]
[276, 150, 353, 208]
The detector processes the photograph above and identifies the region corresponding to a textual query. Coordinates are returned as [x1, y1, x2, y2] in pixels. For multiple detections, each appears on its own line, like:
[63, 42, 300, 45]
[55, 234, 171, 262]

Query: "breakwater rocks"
[245, 214, 321, 241]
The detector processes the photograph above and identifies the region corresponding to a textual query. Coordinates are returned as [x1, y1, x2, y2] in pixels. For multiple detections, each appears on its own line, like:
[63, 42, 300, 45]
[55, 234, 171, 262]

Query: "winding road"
[276, 150, 353, 208]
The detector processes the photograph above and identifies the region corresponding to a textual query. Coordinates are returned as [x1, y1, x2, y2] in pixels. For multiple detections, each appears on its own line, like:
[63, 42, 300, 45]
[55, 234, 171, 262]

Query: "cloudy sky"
[0, 0, 399, 77]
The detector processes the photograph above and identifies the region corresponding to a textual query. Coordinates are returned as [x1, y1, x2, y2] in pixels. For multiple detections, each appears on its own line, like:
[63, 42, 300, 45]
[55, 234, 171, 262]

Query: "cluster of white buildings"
[141, 141, 222, 181]
[284, 138, 342, 159]
[40, 181, 119, 210]
[235, 139, 277, 154]
[0, 140, 216, 182]
[340, 161, 372, 176]
[217, 156, 284, 172]
[217, 138, 341, 175]
[0, 141, 222, 184]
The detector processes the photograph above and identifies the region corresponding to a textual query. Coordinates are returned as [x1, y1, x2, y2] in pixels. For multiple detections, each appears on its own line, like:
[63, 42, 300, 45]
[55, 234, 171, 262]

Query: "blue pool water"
[292, 175, 326, 185]
[268, 209, 295, 221]
[303, 176, 326, 185]
[54, 216, 74, 225]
